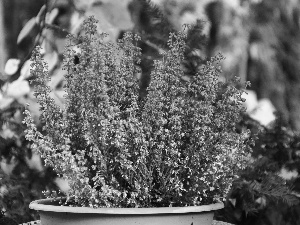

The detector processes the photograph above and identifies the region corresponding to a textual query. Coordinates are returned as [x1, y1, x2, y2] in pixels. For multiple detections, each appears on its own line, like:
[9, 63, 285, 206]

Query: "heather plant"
[23, 16, 252, 208]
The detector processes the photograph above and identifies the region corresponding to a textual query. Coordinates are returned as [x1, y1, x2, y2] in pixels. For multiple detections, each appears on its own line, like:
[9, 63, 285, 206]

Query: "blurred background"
[0, 0, 300, 224]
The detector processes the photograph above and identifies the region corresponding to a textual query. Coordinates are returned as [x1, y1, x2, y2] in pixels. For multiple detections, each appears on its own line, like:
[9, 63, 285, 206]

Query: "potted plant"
[24, 16, 251, 225]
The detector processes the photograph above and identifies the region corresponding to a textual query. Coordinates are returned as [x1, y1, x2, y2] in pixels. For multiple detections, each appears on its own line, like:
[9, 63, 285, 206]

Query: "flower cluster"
[23, 16, 252, 208]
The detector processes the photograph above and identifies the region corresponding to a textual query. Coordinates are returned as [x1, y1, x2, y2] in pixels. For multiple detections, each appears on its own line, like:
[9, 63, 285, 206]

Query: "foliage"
[196, 0, 300, 131]
[23, 16, 252, 208]
[215, 115, 300, 225]
[0, 131, 59, 223]
[0, 1, 65, 222]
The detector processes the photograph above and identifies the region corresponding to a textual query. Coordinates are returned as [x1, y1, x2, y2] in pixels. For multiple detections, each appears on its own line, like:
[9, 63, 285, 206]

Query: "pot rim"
[30, 198, 224, 215]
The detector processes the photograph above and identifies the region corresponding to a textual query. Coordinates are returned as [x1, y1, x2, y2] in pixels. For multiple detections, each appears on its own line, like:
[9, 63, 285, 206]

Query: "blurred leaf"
[85, 0, 133, 41]
[49, 90, 65, 108]
[46, 8, 59, 25]
[94, 0, 133, 29]
[48, 68, 65, 89]
[43, 51, 58, 72]
[0, 96, 14, 110]
[35, 5, 46, 24]
[4, 59, 20, 76]
[19, 60, 32, 80]
[17, 18, 37, 44]
[0, 157, 18, 175]
[17, 92, 41, 124]
[5, 80, 30, 99]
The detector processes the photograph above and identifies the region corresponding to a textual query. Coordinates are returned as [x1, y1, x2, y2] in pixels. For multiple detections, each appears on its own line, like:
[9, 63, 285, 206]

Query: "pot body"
[30, 198, 224, 225]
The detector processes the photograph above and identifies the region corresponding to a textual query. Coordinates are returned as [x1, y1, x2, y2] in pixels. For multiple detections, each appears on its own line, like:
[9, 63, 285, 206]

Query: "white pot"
[30, 198, 224, 225]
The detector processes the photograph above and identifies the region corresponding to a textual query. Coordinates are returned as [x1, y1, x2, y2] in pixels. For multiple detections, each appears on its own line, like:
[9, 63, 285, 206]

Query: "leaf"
[95, 0, 133, 29]
[17, 17, 37, 44]
[19, 60, 32, 80]
[48, 68, 65, 89]
[25, 153, 43, 172]
[46, 8, 59, 24]
[54, 177, 70, 193]
[5, 79, 30, 99]
[84, 0, 134, 41]
[4, 59, 20, 75]
[36, 5, 46, 24]
[228, 198, 237, 207]
[0, 157, 18, 175]
[258, 175, 300, 206]
[0, 96, 14, 110]
[49, 90, 66, 108]
[255, 196, 267, 207]
[17, 91, 41, 123]
[43, 50, 58, 72]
